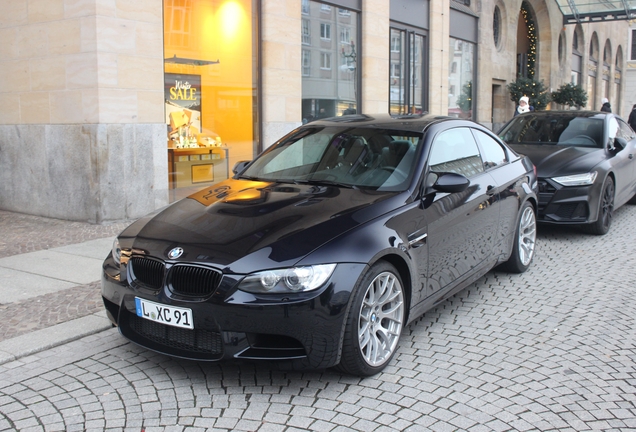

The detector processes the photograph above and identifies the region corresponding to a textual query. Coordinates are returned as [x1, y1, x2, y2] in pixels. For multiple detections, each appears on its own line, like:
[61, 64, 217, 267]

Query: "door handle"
[486, 185, 496, 195]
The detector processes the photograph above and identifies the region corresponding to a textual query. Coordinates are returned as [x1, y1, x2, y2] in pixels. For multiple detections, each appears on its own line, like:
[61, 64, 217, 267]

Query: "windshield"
[499, 115, 604, 148]
[239, 126, 422, 191]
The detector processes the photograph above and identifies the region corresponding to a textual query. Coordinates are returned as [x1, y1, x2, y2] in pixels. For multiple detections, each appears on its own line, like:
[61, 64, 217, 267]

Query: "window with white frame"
[321, 4, 331, 12]
[321, 23, 331, 40]
[302, 0, 309, 15]
[338, 8, 350, 16]
[321, 52, 332, 69]
[340, 27, 351, 44]
[302, 50, 311, 76]
[390, 63, 401, 78]
[391, 34, 401, 52]
[302, 19, 311, 45]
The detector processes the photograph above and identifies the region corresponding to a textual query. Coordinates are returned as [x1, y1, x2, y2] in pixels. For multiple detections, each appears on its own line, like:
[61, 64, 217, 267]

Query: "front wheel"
[583, 176, 614, 235]
[500, 201, 536, 273]
[337, 262, 405, 376]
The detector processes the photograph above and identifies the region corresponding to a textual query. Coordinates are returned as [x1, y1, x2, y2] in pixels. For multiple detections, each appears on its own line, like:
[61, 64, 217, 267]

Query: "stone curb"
[0, 311, 112, 365]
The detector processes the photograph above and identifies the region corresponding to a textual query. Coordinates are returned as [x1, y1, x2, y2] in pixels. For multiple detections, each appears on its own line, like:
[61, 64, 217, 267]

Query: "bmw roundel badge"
[167, 247, 184, 259]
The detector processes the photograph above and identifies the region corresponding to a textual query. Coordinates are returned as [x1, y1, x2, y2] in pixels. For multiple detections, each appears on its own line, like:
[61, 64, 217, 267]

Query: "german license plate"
[135, 297, 194, 330]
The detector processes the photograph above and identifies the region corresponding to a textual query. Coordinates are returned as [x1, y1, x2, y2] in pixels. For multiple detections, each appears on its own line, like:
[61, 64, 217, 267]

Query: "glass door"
[389, 27, 427, 115]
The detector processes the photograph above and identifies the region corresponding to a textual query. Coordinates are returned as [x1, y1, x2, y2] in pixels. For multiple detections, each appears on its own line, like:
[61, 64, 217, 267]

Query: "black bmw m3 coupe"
[102, 113, 538, 376]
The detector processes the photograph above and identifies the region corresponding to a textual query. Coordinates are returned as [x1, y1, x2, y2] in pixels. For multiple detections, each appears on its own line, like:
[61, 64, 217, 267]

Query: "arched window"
[587, 32, 599, 109]
[615, 46, 623, 115]
[493, 6, 502, 48]
[602, 40, 612, 104]
[571, 26, 583, 85]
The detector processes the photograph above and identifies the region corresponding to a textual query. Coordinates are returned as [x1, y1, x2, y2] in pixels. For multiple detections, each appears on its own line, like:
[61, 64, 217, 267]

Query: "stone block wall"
[0, 0, 167, 222]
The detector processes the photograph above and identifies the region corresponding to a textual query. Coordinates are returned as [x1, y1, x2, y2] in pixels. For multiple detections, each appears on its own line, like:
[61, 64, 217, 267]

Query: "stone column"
[0, 0, 168, 223]
[361, 0, 389, 113]
[260, 0, 302, 149]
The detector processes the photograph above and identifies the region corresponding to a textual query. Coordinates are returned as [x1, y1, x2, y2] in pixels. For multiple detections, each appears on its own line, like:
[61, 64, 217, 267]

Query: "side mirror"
[433, 172, 470, 193]
[613, 137, 627, 151]
[232, 160, 251, 175]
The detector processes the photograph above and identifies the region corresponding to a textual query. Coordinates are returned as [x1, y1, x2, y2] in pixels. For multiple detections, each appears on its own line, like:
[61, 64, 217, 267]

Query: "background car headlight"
[238, 264, 336, 294]
[112, 238, 122, 265]
[551, 172, 597, 186]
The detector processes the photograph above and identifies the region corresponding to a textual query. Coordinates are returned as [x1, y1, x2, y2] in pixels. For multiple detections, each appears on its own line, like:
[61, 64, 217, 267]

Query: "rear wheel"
[500, 201, 536, 273]
[337, 262, 405, 376]
[584, 177, 614, 235]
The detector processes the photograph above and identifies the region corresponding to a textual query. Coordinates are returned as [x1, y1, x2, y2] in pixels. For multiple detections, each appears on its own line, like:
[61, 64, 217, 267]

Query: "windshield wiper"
[237, 175, 262, 181]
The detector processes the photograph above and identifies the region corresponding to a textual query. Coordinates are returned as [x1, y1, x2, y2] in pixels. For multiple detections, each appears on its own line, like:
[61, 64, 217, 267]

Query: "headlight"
[112, 238, 122, 265]
[551, 172, 597, 187]
[238, 264, 337, 294]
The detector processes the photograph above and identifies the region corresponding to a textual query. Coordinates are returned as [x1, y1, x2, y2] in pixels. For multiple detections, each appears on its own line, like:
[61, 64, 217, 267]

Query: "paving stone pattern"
[0, 210, 130, 259]
[0, 210, 129, 341]
[0, 207, 635, 431]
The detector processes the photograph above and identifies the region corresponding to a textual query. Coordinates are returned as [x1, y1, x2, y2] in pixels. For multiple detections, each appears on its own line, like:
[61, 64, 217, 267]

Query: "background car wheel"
[500, 201, 536, 273]
[337, 262, 405, 376]
[583, 176, 614, 235]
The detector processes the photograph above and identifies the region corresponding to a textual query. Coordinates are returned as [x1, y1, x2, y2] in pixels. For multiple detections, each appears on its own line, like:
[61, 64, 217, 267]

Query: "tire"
[337, 262, 405, 376]
[500, 201, 536, 273]
[583, 176, 614, 235]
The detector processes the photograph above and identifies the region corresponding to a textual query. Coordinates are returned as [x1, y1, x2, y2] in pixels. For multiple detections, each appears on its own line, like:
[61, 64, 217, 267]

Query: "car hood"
[508, 144, 605, 178]
[119, 179, 400, 273]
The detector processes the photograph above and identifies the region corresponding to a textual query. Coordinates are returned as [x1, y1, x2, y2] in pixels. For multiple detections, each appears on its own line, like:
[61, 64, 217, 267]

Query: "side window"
[473, 129, 507, 169]
[608, 117, 619, 140]
[428, 128, 484, 178]
[617, 118, 635, 140]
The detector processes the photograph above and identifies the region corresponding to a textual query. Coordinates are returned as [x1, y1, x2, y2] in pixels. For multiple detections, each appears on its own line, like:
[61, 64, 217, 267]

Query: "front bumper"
[101, 257, 366, 370]
[537, 179, 597, 224]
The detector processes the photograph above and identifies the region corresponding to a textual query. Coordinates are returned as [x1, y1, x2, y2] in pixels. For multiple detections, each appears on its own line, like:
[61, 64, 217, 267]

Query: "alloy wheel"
[358, 271, 405, 367]
[601, 180, 615, 230]
[518, 205, 537, 266]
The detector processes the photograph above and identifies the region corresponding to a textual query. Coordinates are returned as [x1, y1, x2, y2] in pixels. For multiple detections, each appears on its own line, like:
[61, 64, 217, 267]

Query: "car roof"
[515, 110, 611, 120]
[305, 113, 478, 133]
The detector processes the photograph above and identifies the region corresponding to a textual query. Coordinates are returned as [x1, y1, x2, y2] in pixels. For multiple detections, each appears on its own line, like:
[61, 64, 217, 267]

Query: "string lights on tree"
[521, 1, 536, 78]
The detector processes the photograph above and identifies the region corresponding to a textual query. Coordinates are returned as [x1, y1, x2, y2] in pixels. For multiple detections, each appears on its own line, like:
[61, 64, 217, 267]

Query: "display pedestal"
[168, 146, 229, 190]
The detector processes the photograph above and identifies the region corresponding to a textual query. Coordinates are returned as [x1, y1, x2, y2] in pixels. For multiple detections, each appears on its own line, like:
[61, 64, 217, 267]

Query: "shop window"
[448, 37, 475, 119]
[302, 1, 360, 121]
[389, 27, 427, 115]
[164, 0, 258, 201]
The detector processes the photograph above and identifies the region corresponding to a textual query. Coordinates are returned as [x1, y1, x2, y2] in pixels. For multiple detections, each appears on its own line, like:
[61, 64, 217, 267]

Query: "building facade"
[0, 0, 628, 222]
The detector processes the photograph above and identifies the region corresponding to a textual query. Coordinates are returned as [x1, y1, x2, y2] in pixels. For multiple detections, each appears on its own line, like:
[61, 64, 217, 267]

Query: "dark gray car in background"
[499, 111, 636, 235]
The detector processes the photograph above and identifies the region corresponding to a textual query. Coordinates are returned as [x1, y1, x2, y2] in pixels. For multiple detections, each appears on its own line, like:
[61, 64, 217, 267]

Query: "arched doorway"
[516, 1, 537, 78]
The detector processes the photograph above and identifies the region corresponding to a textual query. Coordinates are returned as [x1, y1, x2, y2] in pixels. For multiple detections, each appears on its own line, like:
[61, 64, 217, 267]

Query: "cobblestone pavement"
[0, 207, 635, 431]
[0, 210, 130, 259]
[0, 211, 129, 340]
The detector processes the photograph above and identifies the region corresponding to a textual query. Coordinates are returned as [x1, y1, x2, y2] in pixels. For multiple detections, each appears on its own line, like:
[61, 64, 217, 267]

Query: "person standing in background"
[514, 96, 534, 117]
[628, 104, 636, 131]
[600, 98, 611, 113]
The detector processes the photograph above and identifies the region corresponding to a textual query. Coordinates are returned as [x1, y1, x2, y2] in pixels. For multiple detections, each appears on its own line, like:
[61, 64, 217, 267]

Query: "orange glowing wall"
[164, 0, 255, 163]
